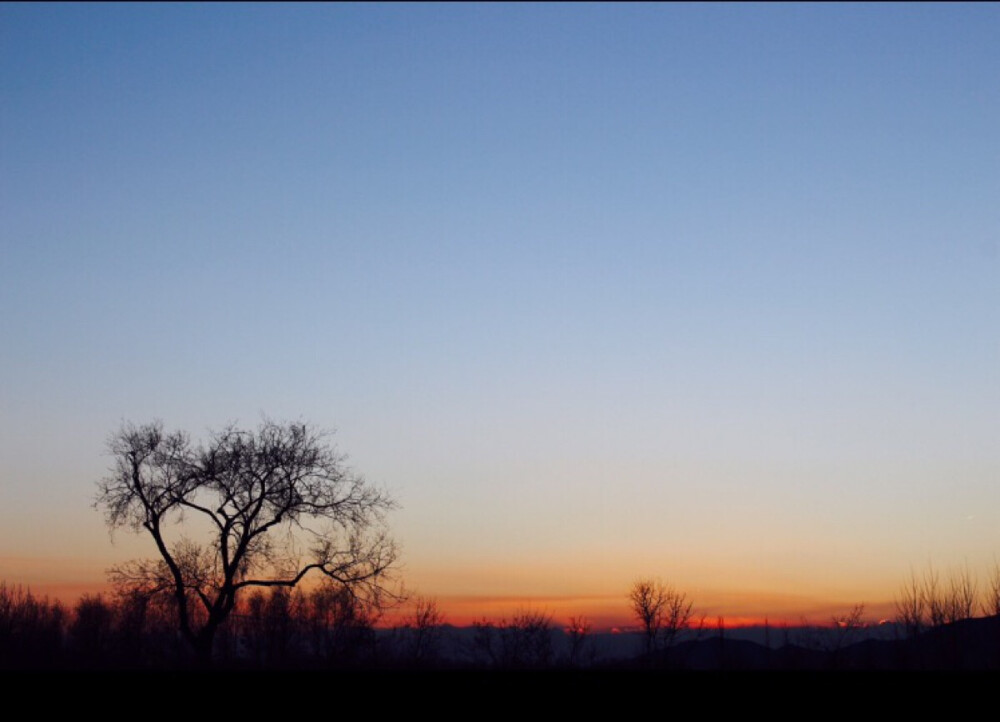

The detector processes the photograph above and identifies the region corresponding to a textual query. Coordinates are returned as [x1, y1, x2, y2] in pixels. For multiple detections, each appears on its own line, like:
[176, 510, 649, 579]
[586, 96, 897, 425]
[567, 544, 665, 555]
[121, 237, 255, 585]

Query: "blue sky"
[1, 3, 997, 623]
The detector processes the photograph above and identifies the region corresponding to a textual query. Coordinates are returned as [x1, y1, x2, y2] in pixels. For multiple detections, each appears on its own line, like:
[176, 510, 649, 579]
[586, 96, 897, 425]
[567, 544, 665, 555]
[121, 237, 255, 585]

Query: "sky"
[1, 3, 998, 628]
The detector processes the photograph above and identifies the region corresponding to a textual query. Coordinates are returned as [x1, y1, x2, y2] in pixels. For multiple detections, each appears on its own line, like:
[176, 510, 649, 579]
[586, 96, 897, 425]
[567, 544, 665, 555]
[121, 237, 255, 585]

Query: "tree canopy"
[96, 419, 397, 661]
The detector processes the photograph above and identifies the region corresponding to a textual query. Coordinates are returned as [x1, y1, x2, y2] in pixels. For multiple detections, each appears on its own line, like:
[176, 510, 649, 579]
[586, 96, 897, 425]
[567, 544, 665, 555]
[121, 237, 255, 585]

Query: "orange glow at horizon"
[2, 555, 896, 628]
[383, 593, 896, 631]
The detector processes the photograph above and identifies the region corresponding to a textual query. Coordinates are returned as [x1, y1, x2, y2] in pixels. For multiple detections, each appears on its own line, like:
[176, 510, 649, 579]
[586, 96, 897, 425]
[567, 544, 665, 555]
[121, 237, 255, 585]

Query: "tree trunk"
[192, 630, 215, 668]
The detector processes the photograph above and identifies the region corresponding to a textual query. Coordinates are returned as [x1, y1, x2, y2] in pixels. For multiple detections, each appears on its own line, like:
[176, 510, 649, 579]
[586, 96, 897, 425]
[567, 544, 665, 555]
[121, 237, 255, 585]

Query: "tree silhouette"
[0, 583, 65, 668]
[894, 568, 926, 640]
[894, 563, 982, 639]
[96, 419, 397, 664]
[395, 596, 446, 667]
[302, 578, 383, 666]
[470, 610, 555, 668]
[565, 615, 593, 667]
[68, 594, 114, 664]
[629, 578, 693, 660]
[984, 561, 1000, 618]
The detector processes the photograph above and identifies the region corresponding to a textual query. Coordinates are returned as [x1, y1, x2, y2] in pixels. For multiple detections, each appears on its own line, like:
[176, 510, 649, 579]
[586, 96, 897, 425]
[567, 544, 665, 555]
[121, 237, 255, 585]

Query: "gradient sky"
[2, 3, 998, 627]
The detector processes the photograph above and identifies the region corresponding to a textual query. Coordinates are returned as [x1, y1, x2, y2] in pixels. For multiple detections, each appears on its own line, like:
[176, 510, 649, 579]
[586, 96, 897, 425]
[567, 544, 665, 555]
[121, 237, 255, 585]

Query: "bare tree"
[68, 594, 115, 663]
[983, 560, 1000, 618]
[895, 563, 983, 640]
[95, 419, 397, 663]
[470, 610, 555, 668]
[303, 578, 382, 665]
[396, 596, 446, 667]
[628, 578, 693, 659]
[894, 568, 926, 639]
[0, 583, 66, 668]
[944, 564, 977, 624]
[630, 579, 664, 657]
[921, 565, 949, 628]
[565, 615, 593, 667]
[239, 586, 300, 666]
[828, 603, 866, 667]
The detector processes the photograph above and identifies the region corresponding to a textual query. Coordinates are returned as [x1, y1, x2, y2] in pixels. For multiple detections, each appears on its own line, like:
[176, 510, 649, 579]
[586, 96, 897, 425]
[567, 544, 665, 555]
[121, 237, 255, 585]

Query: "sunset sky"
[2, 3, 998, 629]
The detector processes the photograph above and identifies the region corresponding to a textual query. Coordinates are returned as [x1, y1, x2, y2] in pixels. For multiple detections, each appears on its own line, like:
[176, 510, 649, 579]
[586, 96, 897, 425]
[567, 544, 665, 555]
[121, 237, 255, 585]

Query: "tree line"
[4, 565, 1000, 669]
[3, 418, 999, 669]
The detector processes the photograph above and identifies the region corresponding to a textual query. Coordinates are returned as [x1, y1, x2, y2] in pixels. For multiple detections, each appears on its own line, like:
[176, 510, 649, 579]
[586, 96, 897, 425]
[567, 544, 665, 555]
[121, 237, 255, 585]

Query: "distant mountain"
[393, 615, 1000, 669]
